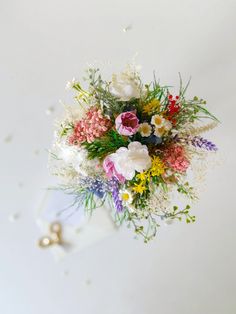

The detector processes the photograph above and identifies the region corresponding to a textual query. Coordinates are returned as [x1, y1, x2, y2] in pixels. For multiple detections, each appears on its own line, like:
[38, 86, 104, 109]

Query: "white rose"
[109, 72, 141, 101]
[110, 142, 151, 180]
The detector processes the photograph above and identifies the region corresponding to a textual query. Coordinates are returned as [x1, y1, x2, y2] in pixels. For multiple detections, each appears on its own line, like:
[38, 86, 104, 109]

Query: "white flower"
[151, 114, 165, 128]
[109, 71, 141, 101]
[153, 118, 172, 137]
[139, 122, 152, 137]
[163, 119, 172, 131]
[65, 78, 77, 90]
[58, 144, 100, 176]
[58, 144, 78, 164]
[109, 142, 151, 180]
[154, 126, 166, 137]
[119, 189, 133, 204]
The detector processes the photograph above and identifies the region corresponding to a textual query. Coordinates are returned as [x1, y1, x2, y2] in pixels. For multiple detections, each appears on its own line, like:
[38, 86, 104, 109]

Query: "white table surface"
[0, 0, 236, 313]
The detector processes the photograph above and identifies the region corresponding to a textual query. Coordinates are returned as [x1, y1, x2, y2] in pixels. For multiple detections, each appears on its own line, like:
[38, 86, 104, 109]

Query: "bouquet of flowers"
[49, 65, 218, 242]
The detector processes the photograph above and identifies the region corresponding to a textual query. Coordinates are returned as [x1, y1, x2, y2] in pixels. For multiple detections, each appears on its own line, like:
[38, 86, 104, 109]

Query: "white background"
[0, 0, 236, 313]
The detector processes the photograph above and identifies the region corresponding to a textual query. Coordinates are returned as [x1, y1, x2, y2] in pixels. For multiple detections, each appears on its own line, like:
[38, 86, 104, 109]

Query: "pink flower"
[115, 111, 139, 136]
[69, 106, 111, 144]
[163, 144, 190, 173]
[103, 156, 125, 183]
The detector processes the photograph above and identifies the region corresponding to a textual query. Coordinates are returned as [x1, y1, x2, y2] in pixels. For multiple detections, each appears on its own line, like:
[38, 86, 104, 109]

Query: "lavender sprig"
[110, 179, 123, 212]
[191, 136, 217, 151]
[174, 135, 217, 151]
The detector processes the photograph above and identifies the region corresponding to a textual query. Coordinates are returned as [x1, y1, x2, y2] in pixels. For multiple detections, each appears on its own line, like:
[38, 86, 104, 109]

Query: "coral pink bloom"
[115, 111, 139, 136]
[163, 144, 190, 173]
[103, 156, 125, 183]
[69, 106, 111, 145]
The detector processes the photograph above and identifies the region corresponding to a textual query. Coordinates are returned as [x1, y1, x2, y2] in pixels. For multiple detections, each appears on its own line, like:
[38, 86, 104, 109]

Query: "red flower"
[167, 95, 180, 116]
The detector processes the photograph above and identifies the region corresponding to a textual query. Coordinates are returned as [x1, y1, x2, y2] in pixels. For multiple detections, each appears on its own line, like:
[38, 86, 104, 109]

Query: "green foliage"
[82, 129, 129, 159]
[85, 68, 127, 118]
[49, 184, 106, 217]
[167, 204, 196, 224]
[115, 208, 160, 243]
[59, 122, 74, 137]
[177, 181, 197, 200]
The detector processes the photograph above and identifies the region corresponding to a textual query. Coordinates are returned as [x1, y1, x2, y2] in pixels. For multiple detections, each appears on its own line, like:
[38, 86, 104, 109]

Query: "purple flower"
[81, 177, 110, 199]
[191, 136, 217, 151]
[174, 135, 217, 151]
[110, 179, 123, 212]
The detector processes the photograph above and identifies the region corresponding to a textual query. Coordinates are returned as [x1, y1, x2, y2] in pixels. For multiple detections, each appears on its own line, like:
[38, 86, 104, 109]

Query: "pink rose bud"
[115, 111, 139, 136]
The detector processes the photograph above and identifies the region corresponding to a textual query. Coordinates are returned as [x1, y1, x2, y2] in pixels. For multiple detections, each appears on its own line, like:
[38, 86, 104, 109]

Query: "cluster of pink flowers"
[163, 144, 190, 173]
[69, 106, 111, 144]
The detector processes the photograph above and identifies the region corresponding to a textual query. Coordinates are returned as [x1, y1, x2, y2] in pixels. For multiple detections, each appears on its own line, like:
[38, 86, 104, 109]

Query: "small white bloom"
[154, 126, 166, 137]
[139, 122, 152, 137]
[153, 118, 172, 137]
[151, 114, 165, 128]
[109, 141, 151, 180]
[65, 78, 77, 90]
[163, 119, 172, 131]
[109, 70, 141, 101]
[119, 189, 133, 204]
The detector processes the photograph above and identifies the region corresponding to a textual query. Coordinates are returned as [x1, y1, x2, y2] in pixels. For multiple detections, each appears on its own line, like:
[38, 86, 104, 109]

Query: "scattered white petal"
[8, 212, 21, 223]
[4, 134, 13, 143]
[123, 24, 132, 32]
[45, 106, 55, 116]
[34, 149, 40, 155]
[18, 182, 24, 188]
[85, 279, 92, 285]
[62, 270, 69, 277]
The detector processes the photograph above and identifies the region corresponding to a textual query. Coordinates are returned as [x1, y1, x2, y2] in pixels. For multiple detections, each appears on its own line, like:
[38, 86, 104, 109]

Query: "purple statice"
[110, 178, 123, 212]
[191, 136, 217, 151]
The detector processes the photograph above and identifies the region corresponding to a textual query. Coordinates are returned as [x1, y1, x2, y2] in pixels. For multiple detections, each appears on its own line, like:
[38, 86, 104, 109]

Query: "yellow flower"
[150, 156, 165, 177]
[132, 183, 147, 194]
[143, 99, 160, 114]
[136, 172, 147, 181]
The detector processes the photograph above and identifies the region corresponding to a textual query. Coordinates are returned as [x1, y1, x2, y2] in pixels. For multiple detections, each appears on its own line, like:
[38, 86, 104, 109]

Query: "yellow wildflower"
[150, 156, 165, 177]
[143, 99, 160, 114]
[136, 172, 147, 181]
[133, 183, 147, 194]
